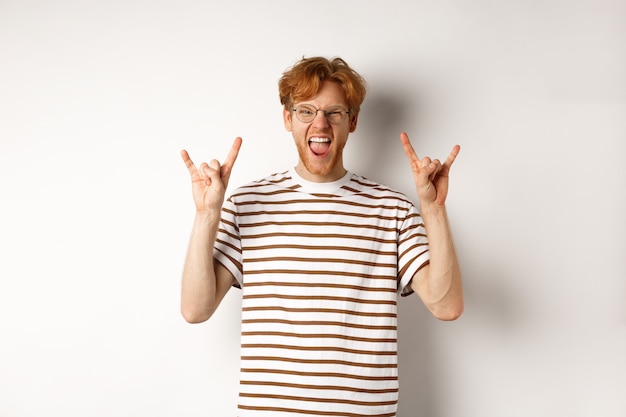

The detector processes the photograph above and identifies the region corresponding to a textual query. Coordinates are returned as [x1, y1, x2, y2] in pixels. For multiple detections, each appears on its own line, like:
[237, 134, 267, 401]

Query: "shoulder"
[232, 170, 291, 191]
[345, 174, 415, 207]
[227, 170, 296, 202]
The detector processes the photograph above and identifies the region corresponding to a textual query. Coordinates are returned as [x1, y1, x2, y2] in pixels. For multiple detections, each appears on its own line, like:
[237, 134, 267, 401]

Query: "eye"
[297, 106, 315, 116]
[326, 107, 345, 116]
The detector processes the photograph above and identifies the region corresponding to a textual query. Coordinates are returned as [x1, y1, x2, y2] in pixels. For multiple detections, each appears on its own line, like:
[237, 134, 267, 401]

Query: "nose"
[311, 110, 330, 128]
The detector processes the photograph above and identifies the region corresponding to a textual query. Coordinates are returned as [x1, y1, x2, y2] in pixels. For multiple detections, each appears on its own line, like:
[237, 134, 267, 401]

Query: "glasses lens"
[294, 105, 348, 124]
[325, 107, 347, 124]
[295, 105, 316, 123]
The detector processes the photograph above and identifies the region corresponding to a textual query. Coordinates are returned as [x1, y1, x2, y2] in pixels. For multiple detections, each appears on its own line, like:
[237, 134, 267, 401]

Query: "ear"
[283, 108, 293, 132]
[348, 113, 359, 133]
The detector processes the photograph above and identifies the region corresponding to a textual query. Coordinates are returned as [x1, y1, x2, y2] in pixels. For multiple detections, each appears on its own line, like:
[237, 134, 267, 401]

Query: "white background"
[1, 1, 625, 416]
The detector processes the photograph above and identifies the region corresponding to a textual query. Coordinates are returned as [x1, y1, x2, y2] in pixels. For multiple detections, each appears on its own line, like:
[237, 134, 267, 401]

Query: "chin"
[296, 145, 341, 179]
[303, 160, 334, 177]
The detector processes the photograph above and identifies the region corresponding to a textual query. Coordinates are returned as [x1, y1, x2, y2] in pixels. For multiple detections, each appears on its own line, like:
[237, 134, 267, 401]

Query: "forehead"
[296, 81, 347, 107]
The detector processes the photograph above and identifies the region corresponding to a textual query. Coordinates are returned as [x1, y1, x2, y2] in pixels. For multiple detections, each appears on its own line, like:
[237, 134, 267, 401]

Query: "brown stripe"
[241, 344, 396, 356]
[401, 222, 426, 235]
[232, 188, 294, 197]
[240, 355, 397, 369]
[244, 243, 397, 256]
[216, 225, 240, 241]
[213, 248, 242, 274]
[242, 232, 396, 244]
[244, 257, 396, 269]
[241, 220, 397, 232]
[243, 281, 396, 293]
[241, 331, 396, 344]
[218, 208, 237, 223]
[235, 198, 409, 212]
[399, 243, 428, 261]
[241, 318, 396, 331]
[242, 293, 396, 305]
[237, 209, 405, 222]
[240, 368, 398, 382]
[239, 380, 398, 394]
[399, 256, 430, 280]
[237, 404, 396, 417]
[239, 392, 397, 407]
[349, 178, 406, 195]
[232, 174, 291, 191]
[398, 234, 427, 247]
[242, 306, 397, 318]
[244, 256, 398, 268]
[214, 237, 240, 254]
[342, 188, 412, 205]
[243, 270, 395, 281]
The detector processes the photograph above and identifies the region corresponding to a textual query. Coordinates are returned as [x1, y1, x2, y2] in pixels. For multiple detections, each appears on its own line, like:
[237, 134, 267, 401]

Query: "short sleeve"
[213, 197, 244, 288]
[397, 204, 430, 296]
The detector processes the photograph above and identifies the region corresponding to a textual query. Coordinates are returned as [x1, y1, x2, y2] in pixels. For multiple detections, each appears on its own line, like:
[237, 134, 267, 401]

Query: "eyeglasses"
[292, 104, 350, 125]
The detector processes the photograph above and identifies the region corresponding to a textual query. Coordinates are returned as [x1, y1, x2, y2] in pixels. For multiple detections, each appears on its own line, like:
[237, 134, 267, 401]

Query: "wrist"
[193, 209, 222, 230]
[419, 202, 447, 217]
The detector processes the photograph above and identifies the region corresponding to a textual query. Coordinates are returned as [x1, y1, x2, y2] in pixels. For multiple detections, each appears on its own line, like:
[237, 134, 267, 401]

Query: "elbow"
[181, 306, 212, 324]
[434, 305, 464, 321]
[430, 299, 464, 321]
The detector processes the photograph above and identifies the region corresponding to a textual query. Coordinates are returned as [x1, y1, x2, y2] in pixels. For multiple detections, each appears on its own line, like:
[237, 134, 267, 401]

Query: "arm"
[400, 132, 464, 321]
[180, 138, 242, 323]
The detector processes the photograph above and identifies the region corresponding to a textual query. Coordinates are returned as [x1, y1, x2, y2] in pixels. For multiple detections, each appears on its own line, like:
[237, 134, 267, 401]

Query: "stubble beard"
[296, 139, 345, 179]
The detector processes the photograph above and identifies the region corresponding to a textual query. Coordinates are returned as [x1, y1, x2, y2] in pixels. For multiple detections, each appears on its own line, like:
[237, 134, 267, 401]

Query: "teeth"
[309, 137, 330, 143]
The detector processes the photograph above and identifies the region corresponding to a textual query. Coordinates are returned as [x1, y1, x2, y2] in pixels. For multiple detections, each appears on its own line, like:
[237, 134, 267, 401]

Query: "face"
[283, 80, 358, 183]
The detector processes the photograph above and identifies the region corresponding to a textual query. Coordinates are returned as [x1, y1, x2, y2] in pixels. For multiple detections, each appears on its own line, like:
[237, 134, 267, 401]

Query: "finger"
[443, 145, 461, 170]
[412, 157, 433, 187]
[420, 157, 437, 175]
[400, 132, 420, 162]
[220, 137, 242, 187]
[209, 160, 220, 171]
[199, 160, 223, 188]
[198, 161, 210, 183]
[202, 160, 221, 178]
[222, 137, 243, 176]
[181, 149, 198, 173]
[428, 160, 443, 180]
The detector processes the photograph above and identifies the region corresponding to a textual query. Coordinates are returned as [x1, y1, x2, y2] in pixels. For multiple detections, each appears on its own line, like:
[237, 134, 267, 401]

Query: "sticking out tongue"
[310, 140, 330, 156]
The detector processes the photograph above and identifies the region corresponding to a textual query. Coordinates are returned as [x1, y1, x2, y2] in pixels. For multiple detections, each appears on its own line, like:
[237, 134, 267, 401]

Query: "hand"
[400, 132, 459, 207]
[181, 137, 242, 213]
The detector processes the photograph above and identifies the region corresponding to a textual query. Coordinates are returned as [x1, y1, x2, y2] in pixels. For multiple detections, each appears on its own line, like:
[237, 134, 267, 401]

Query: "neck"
[294, 163, 347, 183]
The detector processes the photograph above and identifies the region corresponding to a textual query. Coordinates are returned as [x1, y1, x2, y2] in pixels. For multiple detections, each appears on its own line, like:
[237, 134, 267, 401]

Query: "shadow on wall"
[351, 85, 522, 415]
[459, 247, 524, 333]
[349, 86, 441, 415]
[346, 87, 416, 193]
[397, 298, 437, 417]
[396, 259, 522, 416]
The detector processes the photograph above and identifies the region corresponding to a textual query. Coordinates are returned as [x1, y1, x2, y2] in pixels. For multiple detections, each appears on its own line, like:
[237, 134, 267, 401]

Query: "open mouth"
[309, 137, 331, 156]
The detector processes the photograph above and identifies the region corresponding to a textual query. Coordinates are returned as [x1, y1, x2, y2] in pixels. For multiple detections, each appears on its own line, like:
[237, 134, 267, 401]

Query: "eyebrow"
[296, 103, 348, 109]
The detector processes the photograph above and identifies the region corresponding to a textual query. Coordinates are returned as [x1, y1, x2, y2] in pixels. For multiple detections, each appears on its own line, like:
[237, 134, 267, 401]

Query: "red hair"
[278, 57, 367, 115]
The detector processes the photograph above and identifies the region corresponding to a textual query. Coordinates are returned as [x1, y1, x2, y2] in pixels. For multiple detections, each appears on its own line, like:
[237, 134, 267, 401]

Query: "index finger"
[180, 149, 198, 173]
[400, 132, 420, 162]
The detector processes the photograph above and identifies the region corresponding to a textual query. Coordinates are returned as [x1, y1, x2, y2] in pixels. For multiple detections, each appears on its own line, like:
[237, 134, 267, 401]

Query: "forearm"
[413, 204, 464, 320]
[180, 211, 221, 323]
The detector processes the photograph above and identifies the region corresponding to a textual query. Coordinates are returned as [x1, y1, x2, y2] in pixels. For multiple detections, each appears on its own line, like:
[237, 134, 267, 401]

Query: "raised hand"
[400, 132, 459, 207]
[181, 137, 242, 213]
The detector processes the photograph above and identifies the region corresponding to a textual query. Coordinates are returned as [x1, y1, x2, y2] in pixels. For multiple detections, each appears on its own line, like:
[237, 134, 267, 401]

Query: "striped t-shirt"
[214, 169, 430, 417]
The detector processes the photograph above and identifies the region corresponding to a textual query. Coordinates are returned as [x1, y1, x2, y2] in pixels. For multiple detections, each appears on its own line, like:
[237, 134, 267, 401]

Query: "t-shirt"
[214, 169, 430, 417]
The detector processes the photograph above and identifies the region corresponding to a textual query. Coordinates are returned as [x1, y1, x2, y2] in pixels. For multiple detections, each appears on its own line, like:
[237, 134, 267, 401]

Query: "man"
[180, 56, 463, 416]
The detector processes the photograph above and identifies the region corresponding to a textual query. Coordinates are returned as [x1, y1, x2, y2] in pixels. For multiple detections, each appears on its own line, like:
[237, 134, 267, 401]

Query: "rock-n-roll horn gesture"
[180, 137, 242, 213]
[400, 132, 460, 207]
